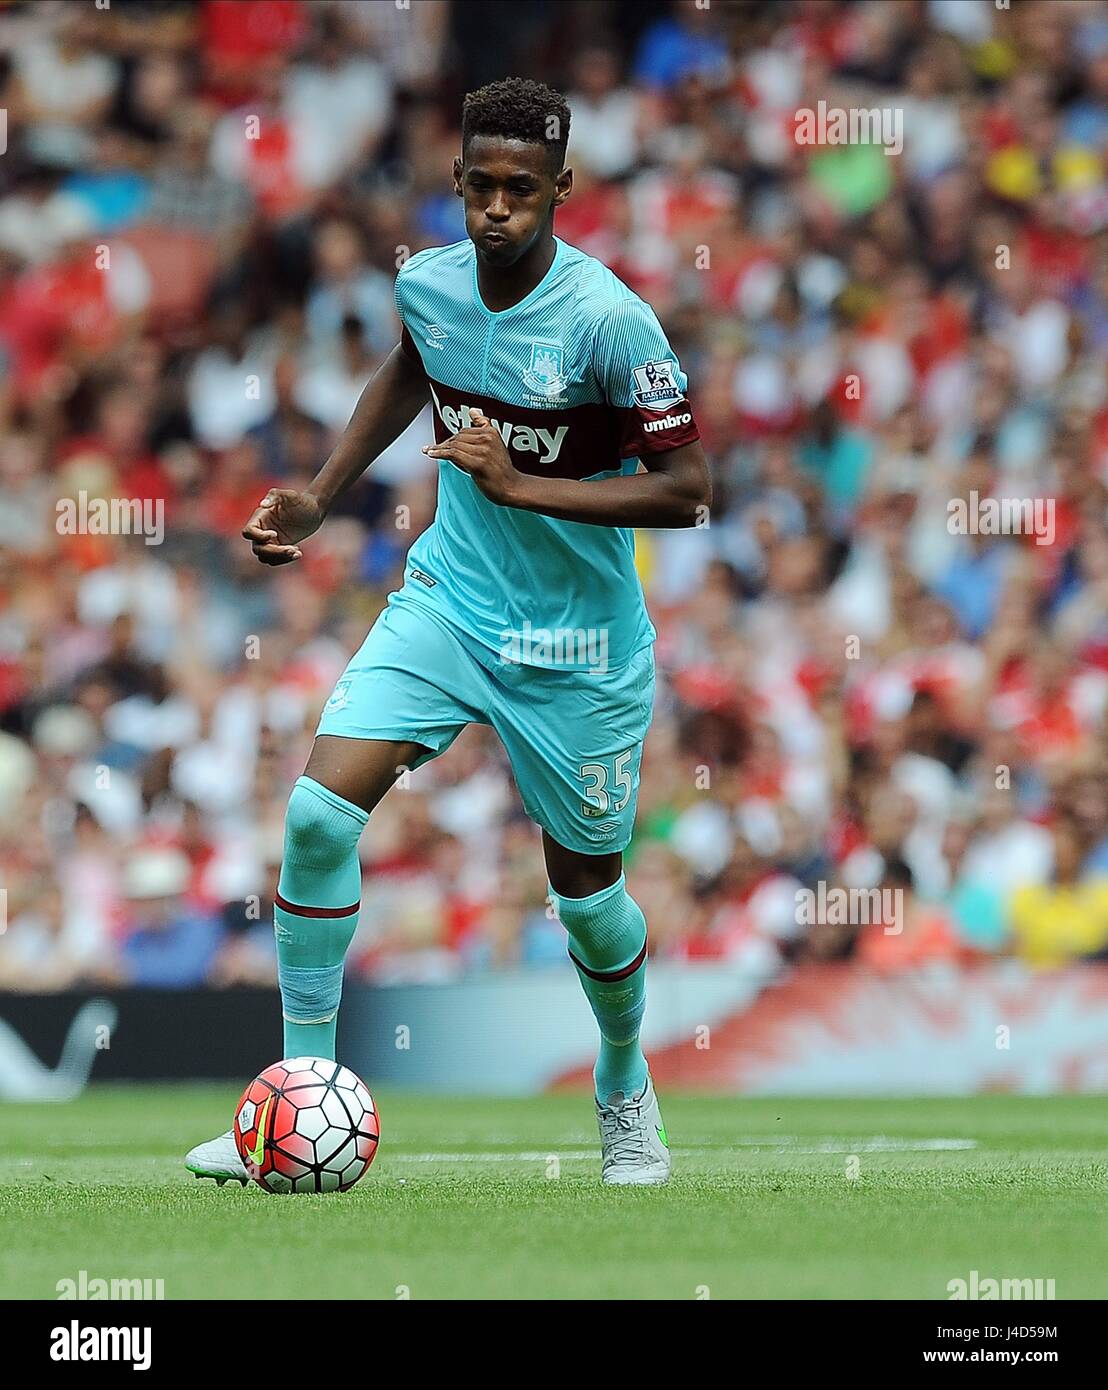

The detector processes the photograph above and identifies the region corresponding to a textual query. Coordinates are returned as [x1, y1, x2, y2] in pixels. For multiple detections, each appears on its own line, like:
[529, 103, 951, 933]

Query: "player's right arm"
[242, 341, 427, 565]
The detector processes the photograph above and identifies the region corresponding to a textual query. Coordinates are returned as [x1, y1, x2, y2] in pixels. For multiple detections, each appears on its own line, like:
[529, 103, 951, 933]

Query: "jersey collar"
[471, 236, 565, 319]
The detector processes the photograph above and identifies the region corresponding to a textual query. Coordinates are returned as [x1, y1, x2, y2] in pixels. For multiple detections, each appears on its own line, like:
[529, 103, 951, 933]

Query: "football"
[233, 1057, 379, 1195]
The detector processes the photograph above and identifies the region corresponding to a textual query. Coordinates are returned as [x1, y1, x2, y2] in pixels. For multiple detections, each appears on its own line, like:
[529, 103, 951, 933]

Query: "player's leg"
[493, 642, 669, 1183]
[273, 734, 429, 1062]
[184, 736, 424, 1184]
[543, 831, 668, 1185]
[186, 598, 484, 1183]
[268, 597, 485, 1066]
[543, 834, 649, 1104]
[185, 735, 425, 1185]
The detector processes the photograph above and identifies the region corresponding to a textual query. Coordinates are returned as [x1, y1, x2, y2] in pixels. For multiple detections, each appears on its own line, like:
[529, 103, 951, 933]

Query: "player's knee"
[552, 876, 633, 929]
[552, 876, 646, 971]
[554, 883, 613, 934]
[283, 777, 364, 872]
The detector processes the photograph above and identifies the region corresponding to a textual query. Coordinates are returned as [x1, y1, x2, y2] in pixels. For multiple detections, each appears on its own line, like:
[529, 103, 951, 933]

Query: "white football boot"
[596, 1076, 671, 1186]
[185, 1129, 249, 1186]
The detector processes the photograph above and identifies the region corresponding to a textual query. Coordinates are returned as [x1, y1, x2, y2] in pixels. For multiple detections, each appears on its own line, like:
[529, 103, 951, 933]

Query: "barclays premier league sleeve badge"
[631, 360, 684, 411]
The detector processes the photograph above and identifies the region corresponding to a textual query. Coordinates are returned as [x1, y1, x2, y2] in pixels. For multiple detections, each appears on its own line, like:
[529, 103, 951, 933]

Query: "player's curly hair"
[461, 77, 571, 171]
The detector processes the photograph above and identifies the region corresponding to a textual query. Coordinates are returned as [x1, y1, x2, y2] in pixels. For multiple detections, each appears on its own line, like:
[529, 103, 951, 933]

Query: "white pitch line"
[766, 1137, 978, 1153]
[392, 1151, 601, 1162]
[387, 1138, 978, 1163]
[525, 1134, 979, 1151]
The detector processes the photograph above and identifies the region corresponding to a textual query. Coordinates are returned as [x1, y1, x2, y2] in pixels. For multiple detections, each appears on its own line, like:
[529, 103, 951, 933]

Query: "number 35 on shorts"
[579, 748, 636, 819]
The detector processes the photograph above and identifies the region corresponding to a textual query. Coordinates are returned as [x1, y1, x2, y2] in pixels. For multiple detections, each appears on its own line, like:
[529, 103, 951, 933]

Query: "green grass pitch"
[1, 1086, 1106, 1300]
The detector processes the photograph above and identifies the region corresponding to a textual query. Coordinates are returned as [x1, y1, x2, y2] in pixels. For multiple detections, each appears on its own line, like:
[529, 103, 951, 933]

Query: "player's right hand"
[241, 489, 325, 565]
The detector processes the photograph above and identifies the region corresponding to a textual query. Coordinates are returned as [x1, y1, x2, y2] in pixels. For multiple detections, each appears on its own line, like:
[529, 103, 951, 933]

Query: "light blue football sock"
[274, 776, 367, 1061]
[550, 875, 649, 1103]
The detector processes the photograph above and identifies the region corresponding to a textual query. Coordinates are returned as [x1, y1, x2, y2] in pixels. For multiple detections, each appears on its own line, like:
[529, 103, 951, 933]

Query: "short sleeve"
[591, 298, 700, 457]
[394, 263, 426, 372]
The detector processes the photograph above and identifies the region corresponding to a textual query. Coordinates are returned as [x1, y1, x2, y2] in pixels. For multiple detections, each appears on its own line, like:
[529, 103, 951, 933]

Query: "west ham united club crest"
[523, 340, 566, 399]
[632, 359, 684, 411]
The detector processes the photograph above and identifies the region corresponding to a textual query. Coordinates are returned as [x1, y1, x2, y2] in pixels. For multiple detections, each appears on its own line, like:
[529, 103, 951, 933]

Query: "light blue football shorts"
[316, 591, 655, 854]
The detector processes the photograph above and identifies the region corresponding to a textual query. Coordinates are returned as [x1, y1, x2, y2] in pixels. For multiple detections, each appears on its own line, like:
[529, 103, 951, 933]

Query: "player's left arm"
[425, 421, 711, 527]
[423, 298, 711, 527]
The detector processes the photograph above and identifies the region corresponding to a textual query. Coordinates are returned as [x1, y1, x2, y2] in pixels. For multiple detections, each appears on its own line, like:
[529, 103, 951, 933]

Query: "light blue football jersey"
[392, 236, 700, 671]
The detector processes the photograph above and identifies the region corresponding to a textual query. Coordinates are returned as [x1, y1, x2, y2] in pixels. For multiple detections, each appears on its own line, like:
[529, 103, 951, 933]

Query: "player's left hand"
[423, 411, 521, 507]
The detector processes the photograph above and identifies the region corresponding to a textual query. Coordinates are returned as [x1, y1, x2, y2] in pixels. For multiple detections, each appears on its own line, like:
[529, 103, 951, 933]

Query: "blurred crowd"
[0, 0, 1106, 991]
